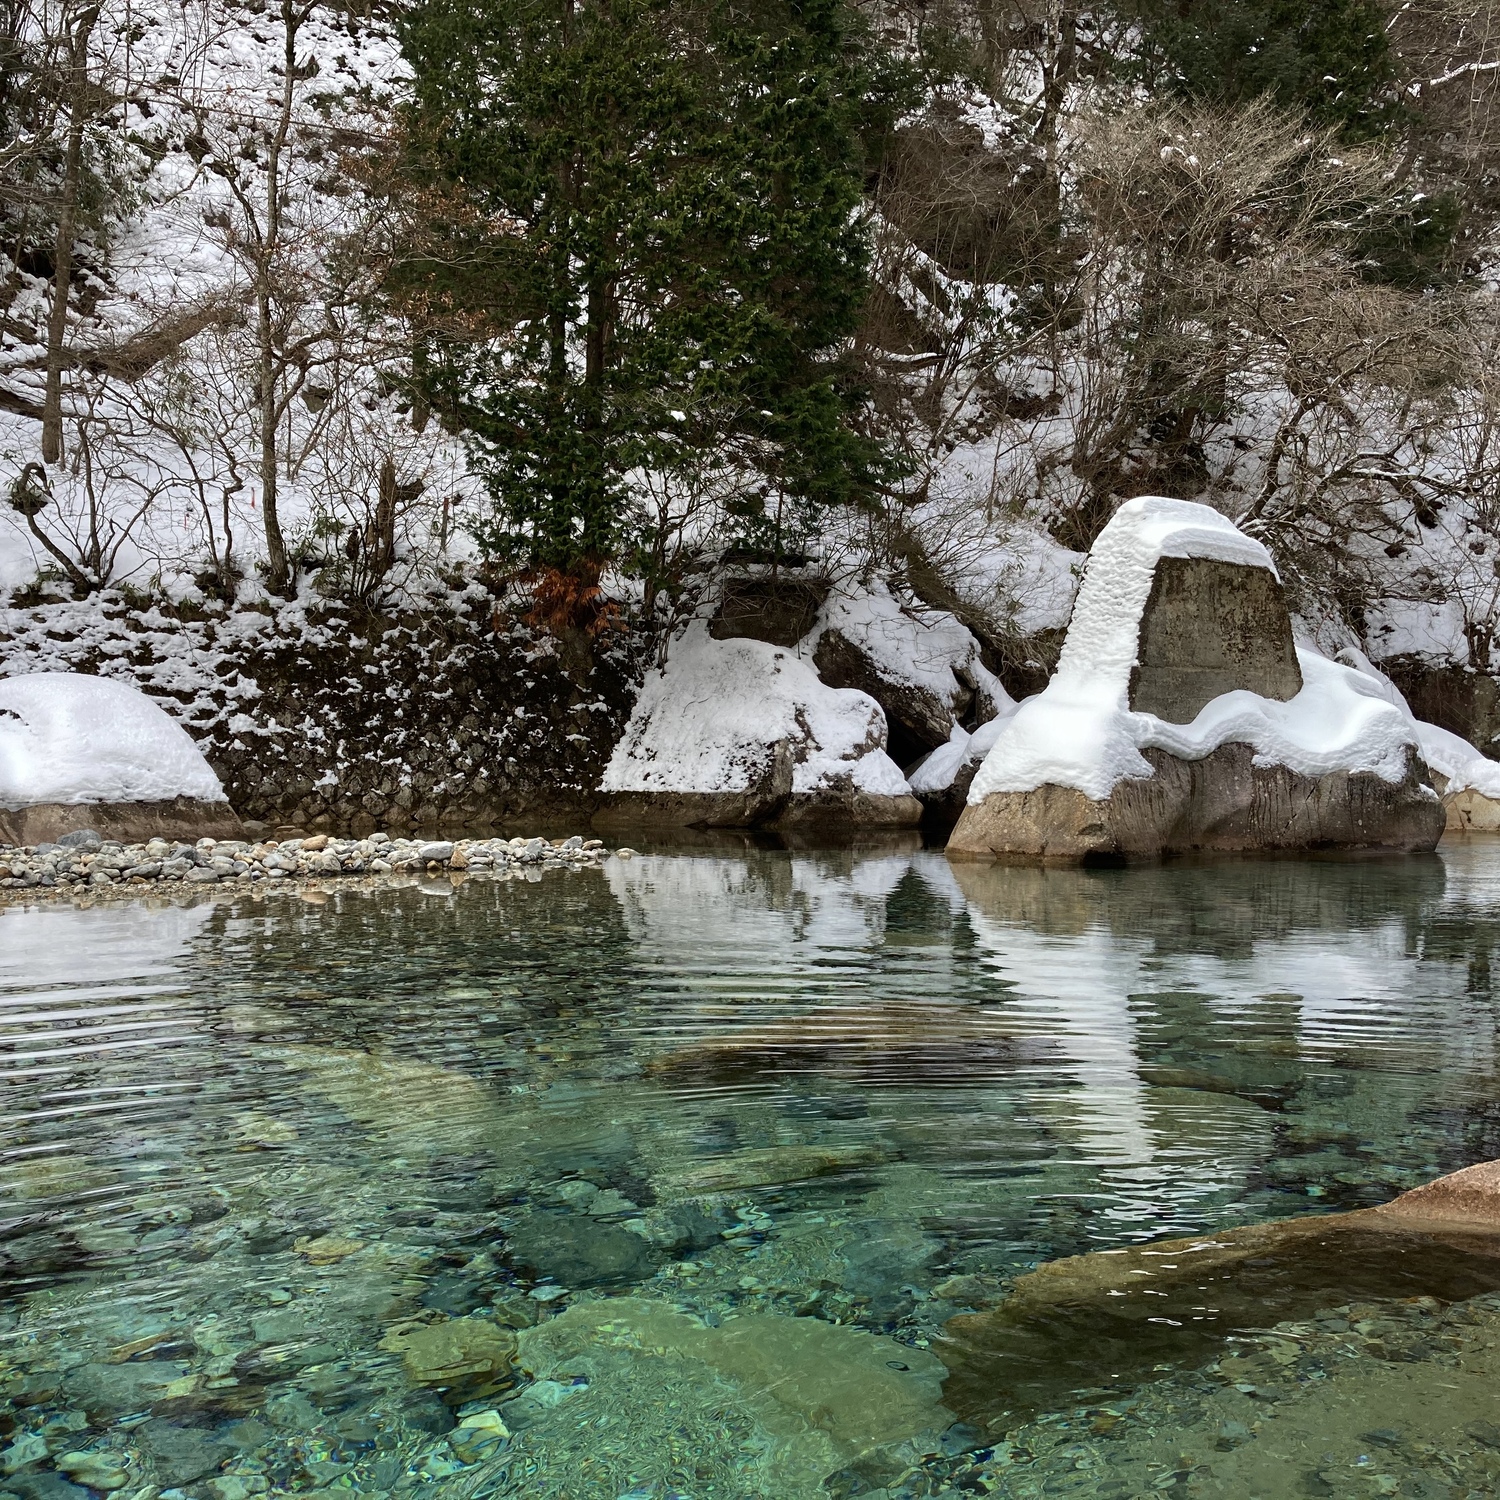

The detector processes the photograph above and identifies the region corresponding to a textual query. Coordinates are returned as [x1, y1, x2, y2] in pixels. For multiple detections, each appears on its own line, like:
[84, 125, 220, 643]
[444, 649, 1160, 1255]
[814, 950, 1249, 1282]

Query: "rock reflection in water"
[1, 845, 1500, 1497]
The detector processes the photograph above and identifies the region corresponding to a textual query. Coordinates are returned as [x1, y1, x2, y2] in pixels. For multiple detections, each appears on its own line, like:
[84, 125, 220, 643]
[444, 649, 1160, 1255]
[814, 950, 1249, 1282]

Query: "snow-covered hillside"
[0, 0, 477, 600]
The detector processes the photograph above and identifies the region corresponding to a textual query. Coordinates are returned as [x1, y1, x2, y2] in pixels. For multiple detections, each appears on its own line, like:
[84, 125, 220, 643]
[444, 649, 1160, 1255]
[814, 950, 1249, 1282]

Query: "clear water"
[5, 845, 1500, 1499]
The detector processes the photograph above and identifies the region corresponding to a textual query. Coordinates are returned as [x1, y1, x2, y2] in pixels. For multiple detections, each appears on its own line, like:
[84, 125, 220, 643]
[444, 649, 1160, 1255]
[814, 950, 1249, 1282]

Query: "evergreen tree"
[397, 0, 899, 577]
[1133, 0, 1396, 139]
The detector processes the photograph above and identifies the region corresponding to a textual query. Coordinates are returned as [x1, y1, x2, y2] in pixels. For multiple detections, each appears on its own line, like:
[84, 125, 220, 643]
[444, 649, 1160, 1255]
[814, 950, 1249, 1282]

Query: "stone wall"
[0, 593, 647, 833]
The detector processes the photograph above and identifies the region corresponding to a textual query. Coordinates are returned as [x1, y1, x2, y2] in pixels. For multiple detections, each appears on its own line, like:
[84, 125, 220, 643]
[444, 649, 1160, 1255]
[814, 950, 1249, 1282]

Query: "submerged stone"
[508, 1297, 953, 1491]
[648, 1000, 1053, 1084]
[506, 1213, 661, 1288]
[381, 1316, 517, 1388]
[937, 1158, 1500, 1431]
[133, 1418, 236, 1486]
[654, 1143, 884, 1197]
[62, 1361, 188, 1421]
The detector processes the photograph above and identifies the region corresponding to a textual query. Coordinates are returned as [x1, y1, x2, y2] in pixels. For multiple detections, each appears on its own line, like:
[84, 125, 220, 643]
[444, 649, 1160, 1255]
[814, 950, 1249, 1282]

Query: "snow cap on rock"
[601, 622, 910, 796]
[0, 672, 226, 809]
[969, 497, 1426, 803]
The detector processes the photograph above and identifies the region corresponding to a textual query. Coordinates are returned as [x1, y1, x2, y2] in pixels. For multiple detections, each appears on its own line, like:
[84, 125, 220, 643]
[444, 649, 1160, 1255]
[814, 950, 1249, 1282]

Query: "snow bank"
[601, 623, 910, 796]
[969, 497, 1425, 803]
[0, 673, 226, 809]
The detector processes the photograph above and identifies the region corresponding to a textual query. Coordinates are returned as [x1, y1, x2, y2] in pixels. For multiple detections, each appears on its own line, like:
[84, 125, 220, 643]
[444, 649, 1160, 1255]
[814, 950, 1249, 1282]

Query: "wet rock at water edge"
[506, 1212, 662, 1288]
[936, 1157, 1500, 1431]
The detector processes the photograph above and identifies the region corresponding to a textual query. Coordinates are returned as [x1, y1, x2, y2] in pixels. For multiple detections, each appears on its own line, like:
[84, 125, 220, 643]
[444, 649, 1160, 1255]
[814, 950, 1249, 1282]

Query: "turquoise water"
[4, 844, 1500, 1498]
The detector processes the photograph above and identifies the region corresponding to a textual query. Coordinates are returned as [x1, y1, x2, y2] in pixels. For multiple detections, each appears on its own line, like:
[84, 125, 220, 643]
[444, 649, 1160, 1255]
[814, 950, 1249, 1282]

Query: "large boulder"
[952, 741, 1442, 861]
[595, 623, 920, 833]
[807, 580, 1013, 766]
[937, 1157, 1500, 1431]
[1128, 555, 1302, 719]
[949, 498, 1443, 862]
[0, 673, 239, 844]
[708, 573, 829, 647]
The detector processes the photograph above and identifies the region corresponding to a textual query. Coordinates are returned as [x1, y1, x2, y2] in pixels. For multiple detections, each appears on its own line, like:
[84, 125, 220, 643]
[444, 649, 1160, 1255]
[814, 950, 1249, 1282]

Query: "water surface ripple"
[2, 846, 1500, 1498]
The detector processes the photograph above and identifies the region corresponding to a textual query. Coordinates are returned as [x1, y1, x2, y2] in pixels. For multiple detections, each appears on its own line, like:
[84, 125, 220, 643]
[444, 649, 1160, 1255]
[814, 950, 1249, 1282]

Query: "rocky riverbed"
[0, 831, 625, 900]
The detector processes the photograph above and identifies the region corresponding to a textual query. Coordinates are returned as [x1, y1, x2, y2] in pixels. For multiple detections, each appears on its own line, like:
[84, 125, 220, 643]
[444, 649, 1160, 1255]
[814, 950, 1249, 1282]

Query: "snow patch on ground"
[0, 672, 226, 808]
[969, 498, 1425, 802]
[602, 623, 910, 796]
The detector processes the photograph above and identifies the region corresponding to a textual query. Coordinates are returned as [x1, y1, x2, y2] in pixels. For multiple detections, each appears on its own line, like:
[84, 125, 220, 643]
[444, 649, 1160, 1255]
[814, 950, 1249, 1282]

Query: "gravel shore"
[0, 830, 634, 898]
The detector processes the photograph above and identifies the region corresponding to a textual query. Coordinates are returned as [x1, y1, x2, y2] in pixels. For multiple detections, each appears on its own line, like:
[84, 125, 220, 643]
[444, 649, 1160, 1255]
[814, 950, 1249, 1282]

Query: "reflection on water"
[2, 846, 1500, 1497]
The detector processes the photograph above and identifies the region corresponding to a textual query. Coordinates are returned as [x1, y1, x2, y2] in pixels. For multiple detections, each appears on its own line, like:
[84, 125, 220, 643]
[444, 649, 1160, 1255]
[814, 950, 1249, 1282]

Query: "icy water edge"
[4, 846, 1500, 1498]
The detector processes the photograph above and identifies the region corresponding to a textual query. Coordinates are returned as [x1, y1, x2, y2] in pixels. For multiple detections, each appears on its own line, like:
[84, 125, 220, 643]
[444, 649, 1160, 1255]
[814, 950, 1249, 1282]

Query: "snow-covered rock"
[595, 623, 920, 831]
[0, 673, 236, 844]
[950, 498, 1445, 861]
[905, 711, 1020, 827]
[1333, 647, 1500, 831]
[808, 578, 1014, 762]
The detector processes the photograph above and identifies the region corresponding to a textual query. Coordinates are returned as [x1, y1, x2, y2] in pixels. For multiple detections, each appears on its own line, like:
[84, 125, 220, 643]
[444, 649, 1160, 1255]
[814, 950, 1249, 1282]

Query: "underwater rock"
[936, 1157, 1500, 1431]
[507, 1212, 661, 1288]
[133, 1418, 236, 1485]
[4, 1473, 91, 1500]
[654, 1143, 884, 1197]
[380, 1317, 516, 1388]
[648, 1000, 1052, 1084]
[52, 1452, 129, 1491]
[62, 1360, 189, 1420]
[274, 1048, 508, 1158]
[514, 1297, 952, 1482]
[292, 1235, 364, 1265]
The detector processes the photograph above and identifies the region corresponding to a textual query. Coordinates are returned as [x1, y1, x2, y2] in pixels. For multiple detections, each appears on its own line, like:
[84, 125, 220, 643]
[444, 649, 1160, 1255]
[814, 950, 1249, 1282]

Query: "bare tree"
[39, 0, 95, 464]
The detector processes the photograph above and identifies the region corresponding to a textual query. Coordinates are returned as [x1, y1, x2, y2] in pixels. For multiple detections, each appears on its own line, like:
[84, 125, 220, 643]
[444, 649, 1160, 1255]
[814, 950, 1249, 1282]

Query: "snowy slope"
[0, 0, 478, 599]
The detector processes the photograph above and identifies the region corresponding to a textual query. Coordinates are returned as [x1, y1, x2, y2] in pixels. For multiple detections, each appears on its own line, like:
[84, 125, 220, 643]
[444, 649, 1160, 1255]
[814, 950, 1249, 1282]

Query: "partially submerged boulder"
[949, 498, 1443, 862]
[595, 623, 920, 832]
[0, 673, 239, 844]
[937, 1158, 1500, 1430]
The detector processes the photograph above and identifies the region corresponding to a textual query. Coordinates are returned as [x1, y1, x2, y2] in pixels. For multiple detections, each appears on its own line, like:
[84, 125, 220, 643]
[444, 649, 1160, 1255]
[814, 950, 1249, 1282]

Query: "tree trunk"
[257, 0, 303, 597]
[41, 5, 98, 467]
[371, 456, 398, 578]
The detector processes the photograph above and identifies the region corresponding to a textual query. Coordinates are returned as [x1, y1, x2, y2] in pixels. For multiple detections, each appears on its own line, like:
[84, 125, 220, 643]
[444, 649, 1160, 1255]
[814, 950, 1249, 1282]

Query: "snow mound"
[0, 673, 227, 809]
[907, 713, 1018, 796]
[601, 623, 910, 797]
[969, 497, 1425, 803]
